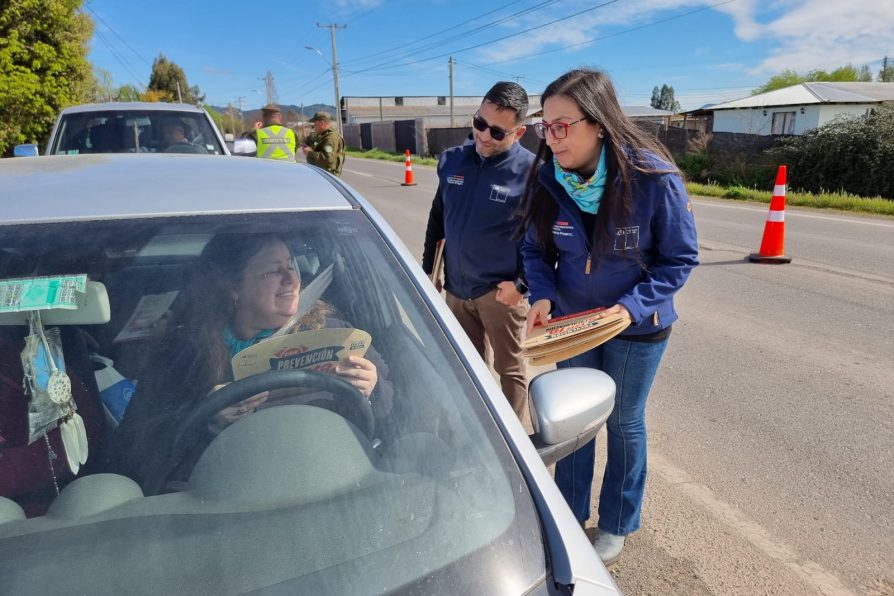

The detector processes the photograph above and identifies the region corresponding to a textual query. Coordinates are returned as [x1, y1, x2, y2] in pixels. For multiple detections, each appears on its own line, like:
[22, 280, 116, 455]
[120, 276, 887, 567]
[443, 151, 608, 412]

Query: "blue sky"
[86, 0, 894, 111]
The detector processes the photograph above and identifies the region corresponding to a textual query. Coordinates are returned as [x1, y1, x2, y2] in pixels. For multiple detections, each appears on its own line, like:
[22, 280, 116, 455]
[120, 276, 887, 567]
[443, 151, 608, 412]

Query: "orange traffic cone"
[748, 165, 792, 264]
[401, 149, 417, 186]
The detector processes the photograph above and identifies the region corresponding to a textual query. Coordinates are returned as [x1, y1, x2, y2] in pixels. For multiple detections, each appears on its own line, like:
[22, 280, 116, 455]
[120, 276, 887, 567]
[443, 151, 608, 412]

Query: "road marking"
[692, 198, 894, 229]
[650, 452, 856, 596]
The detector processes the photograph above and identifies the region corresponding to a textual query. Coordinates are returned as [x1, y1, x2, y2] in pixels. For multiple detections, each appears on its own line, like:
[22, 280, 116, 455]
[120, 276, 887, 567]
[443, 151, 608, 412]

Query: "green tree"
[753, 63, 874, 94]
[0, 0, 95, 154]
[116, 84, 142, 102]
[146, 53, 204, 104]
[650, 84, 680, 112]
[650, 86, 661, 109]
[879, 56, 894, 82]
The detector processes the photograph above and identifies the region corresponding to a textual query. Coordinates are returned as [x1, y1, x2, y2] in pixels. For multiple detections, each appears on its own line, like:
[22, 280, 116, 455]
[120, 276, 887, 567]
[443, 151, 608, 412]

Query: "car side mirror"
[232, 138, 257, 157]
[13, 144, 39, 157]
[527, 368, 615, 467]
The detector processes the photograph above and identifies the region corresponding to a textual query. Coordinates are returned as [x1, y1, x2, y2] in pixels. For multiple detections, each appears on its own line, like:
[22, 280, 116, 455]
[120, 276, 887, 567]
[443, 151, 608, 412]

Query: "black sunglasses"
[472, 112, 520, 142]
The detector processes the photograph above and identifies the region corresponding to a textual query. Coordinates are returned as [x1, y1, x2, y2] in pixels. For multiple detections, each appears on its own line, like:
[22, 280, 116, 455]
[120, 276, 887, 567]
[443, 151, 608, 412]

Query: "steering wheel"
[164, 143, 206, 154]
[164, 370, 374, 489]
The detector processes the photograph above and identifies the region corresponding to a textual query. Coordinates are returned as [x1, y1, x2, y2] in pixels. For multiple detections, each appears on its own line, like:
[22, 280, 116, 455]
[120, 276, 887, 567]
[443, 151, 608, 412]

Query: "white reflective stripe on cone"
[774, 185, 786, 196]
[767, 211, 785, 222]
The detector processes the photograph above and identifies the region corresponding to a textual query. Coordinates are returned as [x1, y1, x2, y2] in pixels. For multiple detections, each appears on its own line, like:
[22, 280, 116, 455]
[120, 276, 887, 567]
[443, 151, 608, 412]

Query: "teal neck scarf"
[553, 146, 607, 214]
[223, 325, 276, 358]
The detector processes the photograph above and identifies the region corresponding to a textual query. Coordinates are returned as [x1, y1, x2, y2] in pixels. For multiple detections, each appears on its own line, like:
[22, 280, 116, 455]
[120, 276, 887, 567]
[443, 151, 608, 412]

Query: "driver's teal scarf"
[224, 325, 276, 358]
[553, 146, 607, 214]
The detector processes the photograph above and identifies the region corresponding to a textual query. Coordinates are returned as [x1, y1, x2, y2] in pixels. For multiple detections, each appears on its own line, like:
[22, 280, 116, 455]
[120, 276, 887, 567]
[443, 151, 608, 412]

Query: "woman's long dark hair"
[111, 233, 334, 490]
[519, 68, 679, 259]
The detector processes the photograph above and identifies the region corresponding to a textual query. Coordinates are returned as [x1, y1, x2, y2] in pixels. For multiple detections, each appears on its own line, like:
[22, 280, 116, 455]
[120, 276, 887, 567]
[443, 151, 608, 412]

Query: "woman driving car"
[108, 233, 392, 493]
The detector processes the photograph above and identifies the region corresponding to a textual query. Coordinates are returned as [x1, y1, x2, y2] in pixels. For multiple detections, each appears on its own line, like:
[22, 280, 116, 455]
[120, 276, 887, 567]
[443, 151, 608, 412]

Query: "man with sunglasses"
[422, 81, 535, 420]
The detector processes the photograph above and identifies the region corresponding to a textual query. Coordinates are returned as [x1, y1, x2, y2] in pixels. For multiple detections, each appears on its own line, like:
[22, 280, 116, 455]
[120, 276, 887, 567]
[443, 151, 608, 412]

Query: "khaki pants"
[446, 290, 528, 420]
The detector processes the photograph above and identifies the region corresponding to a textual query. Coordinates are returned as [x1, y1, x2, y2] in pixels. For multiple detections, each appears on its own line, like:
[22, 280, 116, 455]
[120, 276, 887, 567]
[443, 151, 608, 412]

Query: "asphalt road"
[337, 155, 894, 596]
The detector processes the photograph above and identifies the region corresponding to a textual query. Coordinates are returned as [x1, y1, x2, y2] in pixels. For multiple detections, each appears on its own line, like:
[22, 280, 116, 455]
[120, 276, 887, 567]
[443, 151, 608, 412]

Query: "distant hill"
[208, 103, 336, 125]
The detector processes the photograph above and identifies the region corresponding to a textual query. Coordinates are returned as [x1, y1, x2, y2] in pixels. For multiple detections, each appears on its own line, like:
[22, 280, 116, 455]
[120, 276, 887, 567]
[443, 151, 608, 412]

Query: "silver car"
[0, 155, 619, 595]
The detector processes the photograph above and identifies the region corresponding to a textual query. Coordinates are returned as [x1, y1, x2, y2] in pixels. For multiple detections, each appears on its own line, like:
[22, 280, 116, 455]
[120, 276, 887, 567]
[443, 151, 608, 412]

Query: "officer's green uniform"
[305, 127, 345, 176]
[256, 125, 297, 161]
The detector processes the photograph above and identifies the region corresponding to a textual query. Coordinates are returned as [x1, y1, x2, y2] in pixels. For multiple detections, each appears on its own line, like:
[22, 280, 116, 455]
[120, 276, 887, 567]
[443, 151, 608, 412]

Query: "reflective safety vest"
[256, 125, 297, 160]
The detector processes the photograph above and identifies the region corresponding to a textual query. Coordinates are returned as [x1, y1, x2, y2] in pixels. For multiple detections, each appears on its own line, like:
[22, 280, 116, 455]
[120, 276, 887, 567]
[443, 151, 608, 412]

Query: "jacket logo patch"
[614, 226, 640, 251]
[553, 221, 574, 238]
[447, 175, 464, 185]
[489, 185, 510, 203]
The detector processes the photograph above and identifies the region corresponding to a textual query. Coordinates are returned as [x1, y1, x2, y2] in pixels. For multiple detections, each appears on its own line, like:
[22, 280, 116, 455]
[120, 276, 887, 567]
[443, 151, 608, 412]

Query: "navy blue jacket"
[423, 141, 535, 300]
[522, 155, 699, 336]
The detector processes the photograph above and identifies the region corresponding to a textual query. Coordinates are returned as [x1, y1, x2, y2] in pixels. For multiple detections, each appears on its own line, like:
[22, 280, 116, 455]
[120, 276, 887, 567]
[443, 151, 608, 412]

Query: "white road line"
[651, 452, 856, 596]
[692, 198, 894, 228]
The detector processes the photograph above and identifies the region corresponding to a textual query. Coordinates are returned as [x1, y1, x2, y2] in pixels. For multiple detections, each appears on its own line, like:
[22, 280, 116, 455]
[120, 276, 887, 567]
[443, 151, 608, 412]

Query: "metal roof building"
[705, 82, 894, 135]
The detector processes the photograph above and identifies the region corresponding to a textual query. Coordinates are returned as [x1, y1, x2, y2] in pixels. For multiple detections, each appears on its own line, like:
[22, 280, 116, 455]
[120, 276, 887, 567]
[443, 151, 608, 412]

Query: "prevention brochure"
[231, 327, 372, 381]
[523, 308, 631, 365]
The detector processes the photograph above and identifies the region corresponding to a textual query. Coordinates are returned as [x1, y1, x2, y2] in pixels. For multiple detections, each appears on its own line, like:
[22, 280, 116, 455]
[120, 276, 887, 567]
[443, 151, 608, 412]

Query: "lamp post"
[305, 45, 342, 136]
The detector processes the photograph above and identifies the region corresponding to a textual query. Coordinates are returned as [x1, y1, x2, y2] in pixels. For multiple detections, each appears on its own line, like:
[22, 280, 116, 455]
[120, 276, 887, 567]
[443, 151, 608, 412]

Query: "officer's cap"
[309, 111, 333, 122]
[261, 104, 281, 114]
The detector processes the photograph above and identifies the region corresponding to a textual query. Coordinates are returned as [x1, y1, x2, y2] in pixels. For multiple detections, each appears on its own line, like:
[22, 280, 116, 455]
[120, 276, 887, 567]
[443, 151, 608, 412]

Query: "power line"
[92, 28, 144, 89]
[486, 0, 738, 66]
[345, 0, 619, 77]
[84, 3, 150, 66]
[457, 59, 548, 88]
[344, 0, 550, 69]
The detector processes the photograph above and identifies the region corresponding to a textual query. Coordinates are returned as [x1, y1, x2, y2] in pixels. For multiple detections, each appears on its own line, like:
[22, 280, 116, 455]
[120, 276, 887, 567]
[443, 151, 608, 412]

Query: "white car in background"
[38, 102, 229, 156]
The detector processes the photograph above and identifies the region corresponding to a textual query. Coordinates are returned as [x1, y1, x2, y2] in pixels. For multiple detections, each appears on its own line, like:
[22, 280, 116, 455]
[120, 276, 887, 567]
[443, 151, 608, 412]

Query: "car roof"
[58, 102, 211, 115]
[0, 155, 355, 224]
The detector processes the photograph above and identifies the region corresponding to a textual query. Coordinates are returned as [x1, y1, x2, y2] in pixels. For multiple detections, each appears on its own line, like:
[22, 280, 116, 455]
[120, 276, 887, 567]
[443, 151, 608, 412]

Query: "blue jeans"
[554, 336, 669, 535]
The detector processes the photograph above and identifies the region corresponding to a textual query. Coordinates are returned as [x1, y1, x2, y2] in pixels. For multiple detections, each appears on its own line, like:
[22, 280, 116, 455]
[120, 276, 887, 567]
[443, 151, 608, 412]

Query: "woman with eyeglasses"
[109, 234, 389, 492]
[520, 69, 699, 565]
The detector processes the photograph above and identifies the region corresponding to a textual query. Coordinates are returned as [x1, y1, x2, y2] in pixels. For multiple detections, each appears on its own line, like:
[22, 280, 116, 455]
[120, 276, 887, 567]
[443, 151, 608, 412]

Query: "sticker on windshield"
[0, 275, 87, 312]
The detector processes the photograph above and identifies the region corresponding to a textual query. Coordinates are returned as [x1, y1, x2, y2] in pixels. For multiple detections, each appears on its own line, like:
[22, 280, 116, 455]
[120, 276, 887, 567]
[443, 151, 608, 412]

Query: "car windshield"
[49, 110, 225, 155]
[0, 211, 546, 594]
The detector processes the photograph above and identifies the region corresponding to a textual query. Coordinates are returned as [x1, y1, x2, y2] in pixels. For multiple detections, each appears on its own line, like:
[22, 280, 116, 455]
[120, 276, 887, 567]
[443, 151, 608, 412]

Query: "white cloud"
[749, 0, 894, 75]
[469, 0, 894, 79]
[330, 0, 383, 8]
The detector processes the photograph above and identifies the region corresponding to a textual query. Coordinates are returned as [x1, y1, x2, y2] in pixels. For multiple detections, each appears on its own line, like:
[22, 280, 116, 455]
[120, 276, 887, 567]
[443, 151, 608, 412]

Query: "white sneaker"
[594, 531, 626, 566]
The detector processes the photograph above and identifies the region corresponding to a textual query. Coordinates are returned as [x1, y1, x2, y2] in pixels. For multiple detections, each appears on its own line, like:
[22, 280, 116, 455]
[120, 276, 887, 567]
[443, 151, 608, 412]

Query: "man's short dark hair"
[483, 81, 529, 124]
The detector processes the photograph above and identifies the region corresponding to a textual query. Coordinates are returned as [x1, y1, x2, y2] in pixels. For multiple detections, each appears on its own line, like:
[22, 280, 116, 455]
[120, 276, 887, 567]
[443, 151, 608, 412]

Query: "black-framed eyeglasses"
[472, 112, 521, 142]
[533, 118, 587, 140]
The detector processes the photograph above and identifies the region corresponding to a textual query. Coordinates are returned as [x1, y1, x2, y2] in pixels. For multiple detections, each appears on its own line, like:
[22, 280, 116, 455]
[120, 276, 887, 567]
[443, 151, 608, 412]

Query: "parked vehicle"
[0, 155, 619, 595]
[39, 102, 229, 156]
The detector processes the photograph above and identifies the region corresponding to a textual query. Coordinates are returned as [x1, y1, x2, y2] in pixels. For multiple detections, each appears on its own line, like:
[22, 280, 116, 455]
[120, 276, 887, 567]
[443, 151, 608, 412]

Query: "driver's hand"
[212, 389, 269, 427]
[335, 356, 377, 400]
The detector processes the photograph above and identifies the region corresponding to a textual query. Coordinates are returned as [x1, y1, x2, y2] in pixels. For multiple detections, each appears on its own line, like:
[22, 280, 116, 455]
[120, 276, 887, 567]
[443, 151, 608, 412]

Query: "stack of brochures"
[522, 309, 631, 365]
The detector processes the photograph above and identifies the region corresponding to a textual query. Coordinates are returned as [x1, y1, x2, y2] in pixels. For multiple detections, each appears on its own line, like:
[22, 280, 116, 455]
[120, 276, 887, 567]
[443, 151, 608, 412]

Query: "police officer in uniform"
[301, 111, 345, 176]
[252, 104, 297, 161]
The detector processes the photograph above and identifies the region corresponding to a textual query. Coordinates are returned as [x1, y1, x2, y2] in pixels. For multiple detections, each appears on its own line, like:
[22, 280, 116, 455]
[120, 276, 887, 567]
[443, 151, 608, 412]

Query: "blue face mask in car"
[21, 312, 88, 476]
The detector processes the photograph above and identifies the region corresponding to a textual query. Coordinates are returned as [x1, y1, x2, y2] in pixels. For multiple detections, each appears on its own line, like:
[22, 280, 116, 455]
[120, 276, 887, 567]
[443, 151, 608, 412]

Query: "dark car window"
[50, 110, 225, 155]
[0, 211, 547, 595]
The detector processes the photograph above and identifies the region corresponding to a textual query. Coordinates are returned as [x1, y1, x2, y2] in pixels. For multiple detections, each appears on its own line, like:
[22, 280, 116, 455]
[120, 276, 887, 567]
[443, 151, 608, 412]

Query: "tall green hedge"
[771, 104, 894, 199]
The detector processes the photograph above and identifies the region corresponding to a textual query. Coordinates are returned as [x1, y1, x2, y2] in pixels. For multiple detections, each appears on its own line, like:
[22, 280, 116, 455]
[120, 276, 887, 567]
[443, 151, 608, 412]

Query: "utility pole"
[317, 22, 346, 135]
[176, 82, 183, 103]
[448, 57, 456, 128]
[236, 96, 245, 131]
[258, 71, 278, 106]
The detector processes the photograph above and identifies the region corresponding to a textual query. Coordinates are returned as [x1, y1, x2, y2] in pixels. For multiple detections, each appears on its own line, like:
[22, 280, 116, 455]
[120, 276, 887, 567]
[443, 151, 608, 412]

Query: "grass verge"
[686, 182, 894, 216]
[346, 148, 438, 167]
[345, 149, 894, 216]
